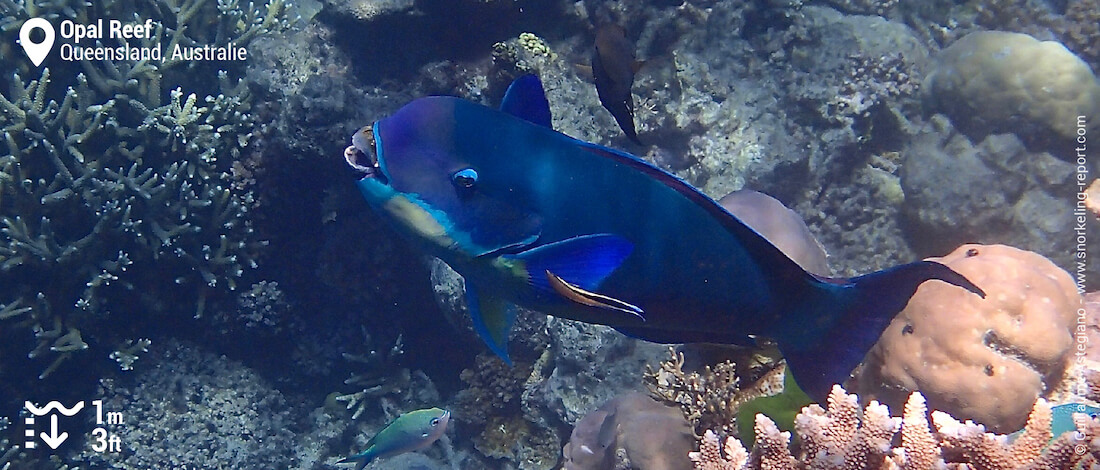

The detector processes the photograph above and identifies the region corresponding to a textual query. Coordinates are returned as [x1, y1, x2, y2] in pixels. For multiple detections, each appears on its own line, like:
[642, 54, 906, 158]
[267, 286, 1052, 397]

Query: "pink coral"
[854, 244, 1079, 433]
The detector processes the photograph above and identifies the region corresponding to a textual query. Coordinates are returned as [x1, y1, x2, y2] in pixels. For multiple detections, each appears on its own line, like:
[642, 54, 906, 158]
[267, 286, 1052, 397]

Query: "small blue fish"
[343, 75, 984, 400]
[338, 408, 450, 470]
[1051, 403, 1099, 441]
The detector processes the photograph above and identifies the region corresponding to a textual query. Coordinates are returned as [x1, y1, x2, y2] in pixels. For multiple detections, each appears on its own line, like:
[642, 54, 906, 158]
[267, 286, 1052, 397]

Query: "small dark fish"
[592, 24, 643, 144]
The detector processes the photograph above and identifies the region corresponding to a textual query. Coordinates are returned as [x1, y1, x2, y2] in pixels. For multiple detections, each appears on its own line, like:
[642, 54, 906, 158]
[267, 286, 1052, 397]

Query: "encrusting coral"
[690, 384, 1100, 470]
[854, 244, 1079, 433]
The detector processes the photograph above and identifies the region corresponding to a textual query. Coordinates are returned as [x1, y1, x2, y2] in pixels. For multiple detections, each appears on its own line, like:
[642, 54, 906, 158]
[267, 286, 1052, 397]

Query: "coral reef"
[455, 354, 533, 428]
[1087, 180, 1100, 219]
[816, 0, 899, 16]
[562, 392, 694, 470]
[645, 347, 785, 436]
[79, 340, 298, 469]
[691, 385, 1100, 469]
[1057, 0, 1100, 71]
[921, 30, 1100, 159]
[718, 190, 830, 276]
[1084, 292, 1100, 361]
[454, 353, 561, 469]
[531, 317, 666, 424]
[0, 417, 17, 470]
[854, 244, 1079, 433]
[795, 386, 899, 469]
[646, 347, 742, 435]
[211, 280, 291, 335]
[899, 116, 1083, 280]
[333, 329, 439, 421]
[0, 0, 291, 384]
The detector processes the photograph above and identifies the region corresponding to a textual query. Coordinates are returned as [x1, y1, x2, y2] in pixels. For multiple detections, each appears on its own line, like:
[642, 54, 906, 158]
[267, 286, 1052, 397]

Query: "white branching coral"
[0, 0, 287, 380]
[691, 385, 1099, 470]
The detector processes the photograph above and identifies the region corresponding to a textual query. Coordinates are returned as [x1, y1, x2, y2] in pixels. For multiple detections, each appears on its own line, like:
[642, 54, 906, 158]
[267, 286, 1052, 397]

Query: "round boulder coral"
[922, 31, 1100, 159]
[718, 189, 831, 276]
[853, 244, 1078, 433]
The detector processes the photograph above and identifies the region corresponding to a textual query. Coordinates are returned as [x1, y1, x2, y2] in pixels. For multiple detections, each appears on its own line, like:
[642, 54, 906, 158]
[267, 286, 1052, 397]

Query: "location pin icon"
[19, 18, 55, 67]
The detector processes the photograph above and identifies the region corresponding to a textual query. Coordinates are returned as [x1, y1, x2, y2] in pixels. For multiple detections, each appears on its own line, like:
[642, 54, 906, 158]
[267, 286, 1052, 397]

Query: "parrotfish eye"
[452, 168, 478, 189]
[430, 417, 441, 426]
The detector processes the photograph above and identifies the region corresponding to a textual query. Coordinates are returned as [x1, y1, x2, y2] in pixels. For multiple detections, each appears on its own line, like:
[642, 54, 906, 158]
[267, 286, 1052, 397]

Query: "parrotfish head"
[344, 97, 542, 258]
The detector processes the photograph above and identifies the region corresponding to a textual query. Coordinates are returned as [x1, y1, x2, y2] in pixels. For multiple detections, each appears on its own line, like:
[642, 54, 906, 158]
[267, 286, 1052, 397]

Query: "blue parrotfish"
[338, 407, 450, 470]
[592, 24, 643, 144]
[342, 74, 985, 401]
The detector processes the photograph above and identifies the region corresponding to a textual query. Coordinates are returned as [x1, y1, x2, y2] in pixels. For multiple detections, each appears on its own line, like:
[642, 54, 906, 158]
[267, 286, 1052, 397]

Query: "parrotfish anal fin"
[780, 260, 985, 402]
[500, 74, 552, 129]
[507, 234, 633, 292]
[545, 270, 644, 320]
[465, 284, 516, 365]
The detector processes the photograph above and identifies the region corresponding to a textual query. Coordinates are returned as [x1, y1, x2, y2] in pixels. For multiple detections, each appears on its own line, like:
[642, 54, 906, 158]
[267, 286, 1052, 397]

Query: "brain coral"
[854, 244, 1078, 434]
[922, 30, 1100, 159]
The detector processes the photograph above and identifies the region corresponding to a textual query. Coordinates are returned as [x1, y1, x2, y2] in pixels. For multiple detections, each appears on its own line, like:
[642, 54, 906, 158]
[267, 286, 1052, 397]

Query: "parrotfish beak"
[344, 124, 383, 182]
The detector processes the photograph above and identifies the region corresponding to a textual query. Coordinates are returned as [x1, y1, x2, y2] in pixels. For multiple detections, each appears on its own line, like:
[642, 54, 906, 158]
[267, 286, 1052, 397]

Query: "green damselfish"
[338, 407, 450, 470]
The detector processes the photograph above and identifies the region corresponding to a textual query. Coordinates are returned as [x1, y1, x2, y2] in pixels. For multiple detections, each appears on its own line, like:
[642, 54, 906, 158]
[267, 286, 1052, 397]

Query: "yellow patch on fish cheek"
[384, 196, 453, 247]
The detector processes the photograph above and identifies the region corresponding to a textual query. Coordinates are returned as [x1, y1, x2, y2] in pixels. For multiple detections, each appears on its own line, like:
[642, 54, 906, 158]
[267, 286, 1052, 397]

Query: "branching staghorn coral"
[0, 68, 261, 377]
[110, 338, 152, 371]
[0, 0, 291, 380]
[0, 417, 18, 470]
[690, 385, 1100, 470]
[334, 329, 412, 419]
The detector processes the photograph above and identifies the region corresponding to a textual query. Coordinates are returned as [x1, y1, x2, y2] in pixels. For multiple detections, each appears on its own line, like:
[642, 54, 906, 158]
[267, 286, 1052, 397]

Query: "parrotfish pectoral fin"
[465, 284, 516, 365]
[780, 260, 985, 402]
[546, 270, 644, 320]
[508, 234, 633, 292]
[500, 74, 553, 129]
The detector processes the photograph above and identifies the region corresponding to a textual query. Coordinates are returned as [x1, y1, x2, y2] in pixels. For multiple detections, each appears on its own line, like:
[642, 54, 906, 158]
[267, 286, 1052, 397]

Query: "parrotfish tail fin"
[465, 285, 516, 365]
[500, 74, 553, 129]
[781, 260, 985, 402]
[337, 450, 374, 470]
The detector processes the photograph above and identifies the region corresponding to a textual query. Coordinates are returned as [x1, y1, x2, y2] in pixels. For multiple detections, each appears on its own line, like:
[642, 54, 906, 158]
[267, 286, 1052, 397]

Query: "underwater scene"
[2, 0, 1100, 469]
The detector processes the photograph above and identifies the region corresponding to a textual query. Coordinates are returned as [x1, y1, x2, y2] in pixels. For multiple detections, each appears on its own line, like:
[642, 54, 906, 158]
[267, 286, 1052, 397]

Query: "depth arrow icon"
[40, 414, 68, 449]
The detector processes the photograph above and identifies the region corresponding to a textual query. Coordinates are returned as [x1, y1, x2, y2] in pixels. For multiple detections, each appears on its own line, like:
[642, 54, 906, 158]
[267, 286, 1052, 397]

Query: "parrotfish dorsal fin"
[464, 285, 516, 365]
[500, 74, 553, 129]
